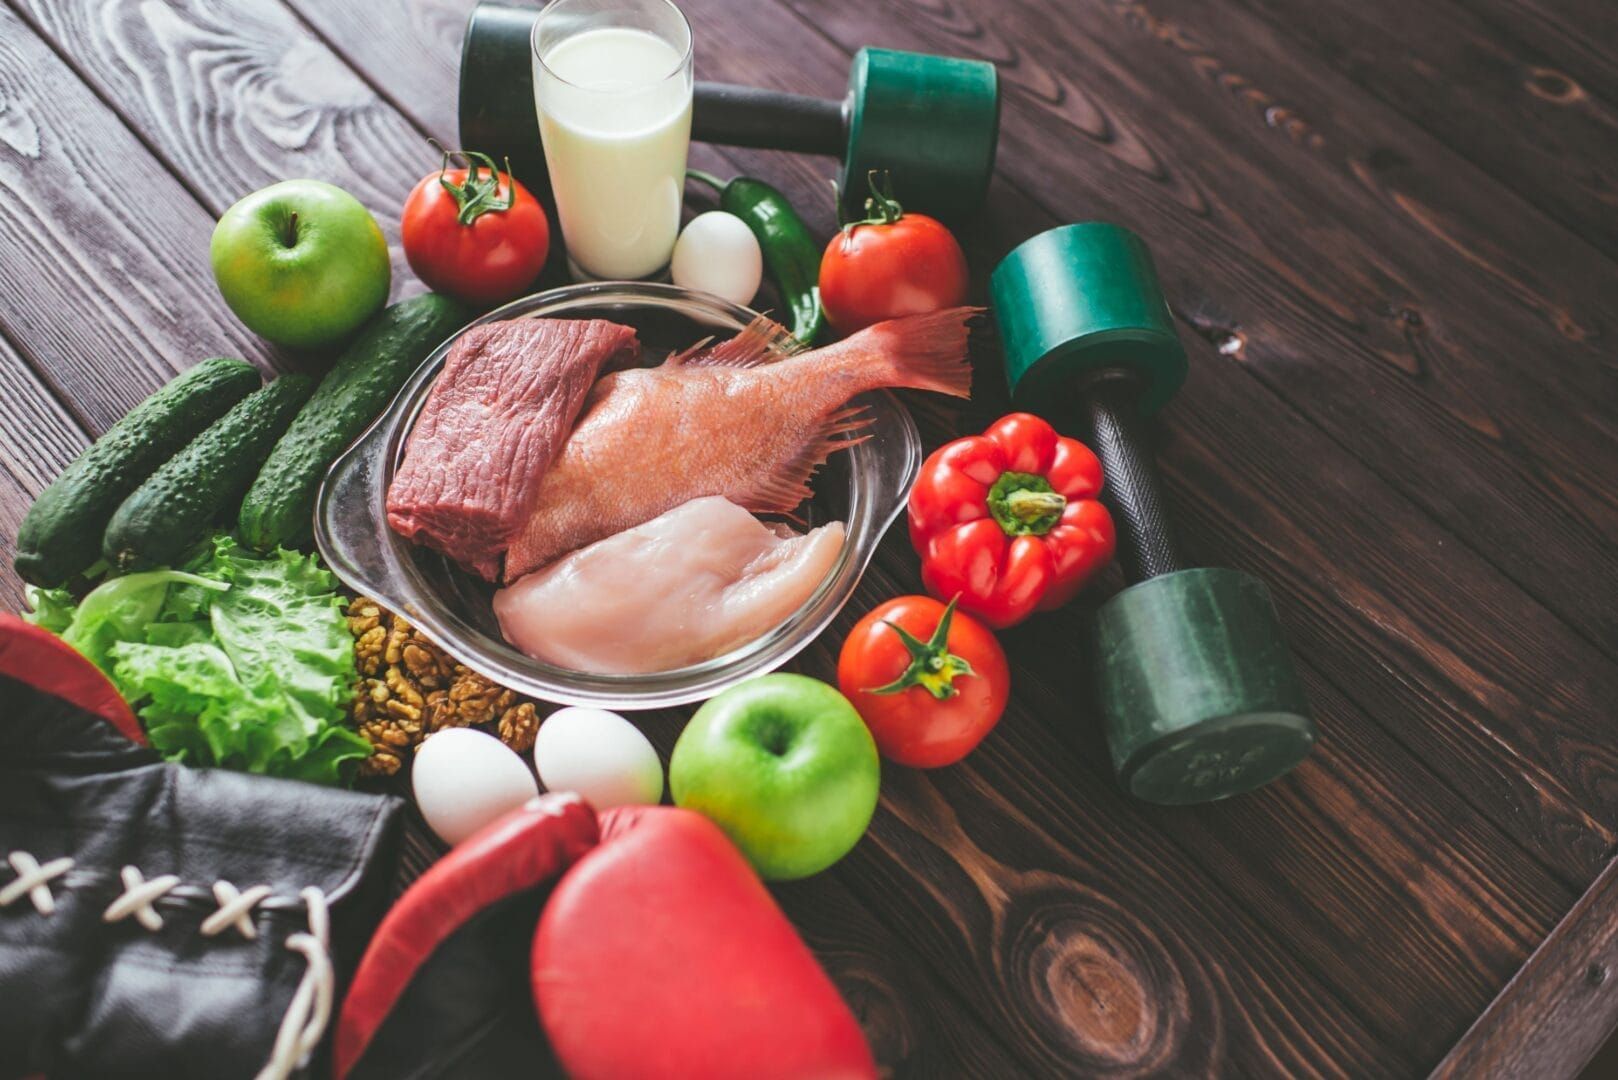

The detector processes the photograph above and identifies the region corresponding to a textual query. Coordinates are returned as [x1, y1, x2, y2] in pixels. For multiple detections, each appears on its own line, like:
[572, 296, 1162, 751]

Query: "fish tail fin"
[848, 306, 981, 398]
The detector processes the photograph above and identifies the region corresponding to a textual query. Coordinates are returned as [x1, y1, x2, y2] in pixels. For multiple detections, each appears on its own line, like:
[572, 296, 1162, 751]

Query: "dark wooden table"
[3, 0, 1616, 1075]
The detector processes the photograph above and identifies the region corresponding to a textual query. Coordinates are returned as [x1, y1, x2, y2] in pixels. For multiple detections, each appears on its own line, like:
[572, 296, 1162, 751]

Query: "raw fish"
[387, 317, 640, 580]
[494, 496, 845, 674]
[503, 307, 976, 581]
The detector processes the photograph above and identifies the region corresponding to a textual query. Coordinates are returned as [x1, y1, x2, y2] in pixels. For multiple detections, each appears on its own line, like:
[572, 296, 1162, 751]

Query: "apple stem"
[282, 211, 299, 249]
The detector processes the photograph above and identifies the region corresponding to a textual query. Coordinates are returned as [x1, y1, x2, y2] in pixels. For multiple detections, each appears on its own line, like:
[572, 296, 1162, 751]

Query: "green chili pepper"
[687, 170, 826, 346]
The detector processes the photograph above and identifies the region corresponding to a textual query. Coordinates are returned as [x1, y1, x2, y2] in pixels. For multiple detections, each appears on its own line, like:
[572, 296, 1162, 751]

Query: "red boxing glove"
[532, 806, 877, 1080]
[336, 794, 599, 1079]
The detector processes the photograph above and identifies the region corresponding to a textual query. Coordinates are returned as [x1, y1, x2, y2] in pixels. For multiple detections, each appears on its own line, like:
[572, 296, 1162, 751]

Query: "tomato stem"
[866, 595, 977, 701]
[837, 169, 906, 246]
[431, 140, 515, 226]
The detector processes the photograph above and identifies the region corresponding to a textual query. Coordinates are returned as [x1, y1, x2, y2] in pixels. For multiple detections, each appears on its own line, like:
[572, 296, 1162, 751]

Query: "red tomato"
[402, 150, 549, 305]
[818, 175, 968, 335]
[837, 595, 1009, 768]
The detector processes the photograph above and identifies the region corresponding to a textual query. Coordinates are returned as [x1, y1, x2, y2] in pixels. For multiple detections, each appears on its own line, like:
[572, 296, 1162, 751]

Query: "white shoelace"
[2, 850, 333, 1080]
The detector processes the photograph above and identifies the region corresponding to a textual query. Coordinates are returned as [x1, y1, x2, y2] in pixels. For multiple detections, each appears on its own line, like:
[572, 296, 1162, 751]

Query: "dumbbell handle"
[692, 82, 847, 157]
[1082, 377, 1186, 584]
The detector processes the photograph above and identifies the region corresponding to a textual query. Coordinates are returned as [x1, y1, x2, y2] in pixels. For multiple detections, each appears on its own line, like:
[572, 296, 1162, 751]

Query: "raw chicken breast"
[494, 497, 845, 674]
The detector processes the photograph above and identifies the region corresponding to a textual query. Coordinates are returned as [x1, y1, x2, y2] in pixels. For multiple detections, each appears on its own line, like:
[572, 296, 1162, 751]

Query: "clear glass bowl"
[315, 282, 920, 709]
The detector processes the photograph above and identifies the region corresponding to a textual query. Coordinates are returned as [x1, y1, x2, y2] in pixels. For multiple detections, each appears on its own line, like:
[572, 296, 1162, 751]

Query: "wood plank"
[767, 0, 1618, 881]
[1030, 643, 1572, 1061]
[289, 3, 1427, 1069]
[0, 5, 1035, 1070]
[657, 638, 1410, 1074]
[12, 0, 434, 300]
[0, 3, 272, 431]
[825, 700, 1411, 1075]
[844, 544, 1570, 1065]
[6, 0, 1605, 1068]
[286, 0, 467, 138]
[776, 874, 1032, 1076]
[387, 803, 1028, 1076]
[298, 0, 1605, 1064]
[780, 0, 1618, 662]
[670, 0, 1618, 882]
[1218, 0, 1618, 261]
[1434, 856, 1618, 1079]
[1470, 0, 1618, 96]
[0, 333, 90, 614]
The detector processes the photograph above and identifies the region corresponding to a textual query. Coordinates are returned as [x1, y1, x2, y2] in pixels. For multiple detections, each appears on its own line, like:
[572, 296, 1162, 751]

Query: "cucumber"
[239, 293, 469, 551]
[103, 374, 316, 569]
[14, 357, 260, 586]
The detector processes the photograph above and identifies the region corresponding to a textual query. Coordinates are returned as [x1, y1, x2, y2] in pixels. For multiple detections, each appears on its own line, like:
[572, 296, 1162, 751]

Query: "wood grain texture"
[285, 0, 468, 138]
[0, 332, 90, 614]
[0, 8, 1028, 1068]
[1435, 856, 1618, 1079]
[784, 0, 1618, 662]
[384, 797, 1029, 1076]
[3, 0, 1618, 1073]
[0, 3, 272, 430]
[295, 3, 1414, 1071]
[268, 0, 1613, 1070]
[12, 0, 433, 298]
[1220, 0, 1618, 261]
[775, 0, 1618, 880]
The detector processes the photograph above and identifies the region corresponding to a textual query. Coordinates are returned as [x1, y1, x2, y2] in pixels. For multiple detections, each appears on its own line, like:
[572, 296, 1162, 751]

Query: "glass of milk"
[532, 0, 694, 281]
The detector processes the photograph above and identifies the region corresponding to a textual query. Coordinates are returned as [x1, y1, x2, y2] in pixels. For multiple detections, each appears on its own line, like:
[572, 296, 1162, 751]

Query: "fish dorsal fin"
[663, 336, 715, 367]
[739, 405, 875, 513]
[666, 313, 801, 369]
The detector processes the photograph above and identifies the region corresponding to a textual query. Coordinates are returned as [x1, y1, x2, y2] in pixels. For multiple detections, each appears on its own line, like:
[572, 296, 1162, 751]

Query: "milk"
[535, 27, 693, 281]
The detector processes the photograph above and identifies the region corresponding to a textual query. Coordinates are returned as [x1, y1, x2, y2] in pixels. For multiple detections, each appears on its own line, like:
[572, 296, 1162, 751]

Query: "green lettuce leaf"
[23, 584, 78, 635]
[26, 534, 366, 786]
[52, 569, 224, 671]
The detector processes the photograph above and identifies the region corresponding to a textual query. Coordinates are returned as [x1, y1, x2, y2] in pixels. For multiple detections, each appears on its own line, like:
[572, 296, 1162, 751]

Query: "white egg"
[533, 706, 664, 810]
[671, 211, 763, 306]
[413, 727, 539, 846]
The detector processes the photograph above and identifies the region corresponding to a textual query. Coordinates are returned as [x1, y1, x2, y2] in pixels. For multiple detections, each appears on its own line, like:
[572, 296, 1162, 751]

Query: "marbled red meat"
[386, 317, 640, 580]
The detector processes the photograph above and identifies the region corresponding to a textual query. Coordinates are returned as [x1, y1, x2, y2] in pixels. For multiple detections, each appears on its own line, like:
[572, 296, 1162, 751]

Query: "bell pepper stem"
[865, 595, 977, 701]
[988, 472, 1067, 536]
[1004, 489, 1067, 523]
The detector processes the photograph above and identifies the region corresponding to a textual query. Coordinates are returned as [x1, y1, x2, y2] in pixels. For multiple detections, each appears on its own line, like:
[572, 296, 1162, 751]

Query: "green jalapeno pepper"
[687, 170, 826, 346]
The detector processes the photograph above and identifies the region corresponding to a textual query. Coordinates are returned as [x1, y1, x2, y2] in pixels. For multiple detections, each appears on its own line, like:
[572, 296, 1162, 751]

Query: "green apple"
[670, 674, 880, 881]
[210, 179, 389, 349]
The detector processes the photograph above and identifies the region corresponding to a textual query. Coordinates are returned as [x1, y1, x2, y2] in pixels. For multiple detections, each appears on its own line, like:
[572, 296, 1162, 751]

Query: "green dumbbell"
[991, 223, 1316, 805]
[459, 2, 1000, 221]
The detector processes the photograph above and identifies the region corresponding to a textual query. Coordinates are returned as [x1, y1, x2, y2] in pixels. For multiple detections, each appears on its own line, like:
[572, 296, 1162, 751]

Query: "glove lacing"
[2, 850, 333, 1080]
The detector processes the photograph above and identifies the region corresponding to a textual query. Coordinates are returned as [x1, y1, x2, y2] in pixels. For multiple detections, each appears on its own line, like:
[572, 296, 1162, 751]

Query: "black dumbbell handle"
[693, 83, 847, 157]
[1082, 377, 1186, 584]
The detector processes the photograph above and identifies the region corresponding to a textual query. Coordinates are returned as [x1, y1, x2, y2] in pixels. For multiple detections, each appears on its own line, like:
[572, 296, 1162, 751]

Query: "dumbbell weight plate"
[844, 48, 1000, 223]
[992, 222, 1186, 415]
[1096, 567, 1315, 804]
[460, 1, 551, 195]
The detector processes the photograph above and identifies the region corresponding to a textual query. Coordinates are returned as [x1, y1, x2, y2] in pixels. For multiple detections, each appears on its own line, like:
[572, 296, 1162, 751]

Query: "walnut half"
[346, 597, 543, 772]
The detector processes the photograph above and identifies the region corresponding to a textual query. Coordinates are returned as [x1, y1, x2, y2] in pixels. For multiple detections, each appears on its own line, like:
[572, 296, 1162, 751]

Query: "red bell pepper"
[907, 413, 1115, 628]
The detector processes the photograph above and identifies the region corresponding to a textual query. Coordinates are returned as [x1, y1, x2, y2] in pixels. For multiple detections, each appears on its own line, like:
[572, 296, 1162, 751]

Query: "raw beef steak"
[387, 317, 639, 580]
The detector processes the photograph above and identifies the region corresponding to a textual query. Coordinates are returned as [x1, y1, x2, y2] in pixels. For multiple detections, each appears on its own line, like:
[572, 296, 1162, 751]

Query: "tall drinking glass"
[531, 0, 694, 282]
